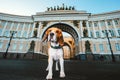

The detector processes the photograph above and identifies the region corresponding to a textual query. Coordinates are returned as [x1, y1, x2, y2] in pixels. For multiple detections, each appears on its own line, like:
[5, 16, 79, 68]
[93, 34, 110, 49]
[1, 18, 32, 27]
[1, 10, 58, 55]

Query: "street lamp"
[3, 31, 17, 59]
[105, 30, 115, 62]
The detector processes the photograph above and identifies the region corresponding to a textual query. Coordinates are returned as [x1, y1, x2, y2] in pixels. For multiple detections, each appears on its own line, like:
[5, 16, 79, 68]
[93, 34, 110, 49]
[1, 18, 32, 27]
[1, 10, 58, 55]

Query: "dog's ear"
[57, 30, 64, 46]
[42, 29, 50, 42]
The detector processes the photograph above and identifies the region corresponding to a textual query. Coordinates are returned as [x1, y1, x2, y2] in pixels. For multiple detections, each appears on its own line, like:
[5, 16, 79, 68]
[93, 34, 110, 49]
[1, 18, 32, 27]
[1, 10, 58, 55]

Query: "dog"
[42, 27, 65, 80]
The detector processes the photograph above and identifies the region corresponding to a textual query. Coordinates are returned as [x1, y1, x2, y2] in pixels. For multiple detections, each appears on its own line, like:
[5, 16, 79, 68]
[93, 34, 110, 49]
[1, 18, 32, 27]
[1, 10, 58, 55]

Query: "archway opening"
[42, 23, 79, 59]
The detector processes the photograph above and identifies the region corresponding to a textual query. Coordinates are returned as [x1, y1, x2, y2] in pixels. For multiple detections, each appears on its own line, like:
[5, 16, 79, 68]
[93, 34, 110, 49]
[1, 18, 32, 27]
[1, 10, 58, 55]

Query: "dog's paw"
[56, 67, 59, 71]
[46, 74, 52, 80]
[60, 72, 65, 78]
[46, 68, 49, 71]
[46, 66, 49, 71]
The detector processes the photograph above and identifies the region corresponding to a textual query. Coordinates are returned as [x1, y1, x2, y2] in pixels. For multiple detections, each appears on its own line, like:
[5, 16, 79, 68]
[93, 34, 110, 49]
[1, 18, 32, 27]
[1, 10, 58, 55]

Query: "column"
[86, 21, 91, 37]
[1, 21, 8, 36]
[27, 23, 31, 38]
[112, 19, 119, 37]
[15, 23, 20, 37]
[31, 22, 36, 37]
[39, 22, 43, 38]
[37, 22, 41, 38]
[105, 20, 111, 37]
[79, 21, 83, 37]
[16, 23, 20, 31]
[0, 20, 1, 35]
[20, 23, 25, 37]
[9, 22, 14, 31]
[98, 21, 104, 38]
[91, 21, 96, 38]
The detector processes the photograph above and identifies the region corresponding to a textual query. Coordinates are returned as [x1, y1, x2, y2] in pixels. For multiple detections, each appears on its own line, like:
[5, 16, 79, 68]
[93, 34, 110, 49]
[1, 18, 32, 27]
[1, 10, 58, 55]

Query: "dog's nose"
[50, 33, 54, 36]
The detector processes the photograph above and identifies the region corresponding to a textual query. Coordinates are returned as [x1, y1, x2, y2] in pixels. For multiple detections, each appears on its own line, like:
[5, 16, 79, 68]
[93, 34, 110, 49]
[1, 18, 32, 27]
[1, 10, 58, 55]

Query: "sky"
[0, 0, 120, 16]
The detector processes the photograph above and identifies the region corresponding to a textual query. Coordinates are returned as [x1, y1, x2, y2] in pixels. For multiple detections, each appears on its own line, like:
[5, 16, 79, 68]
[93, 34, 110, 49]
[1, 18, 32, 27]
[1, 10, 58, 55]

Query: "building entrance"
[41, 22, 80, 59]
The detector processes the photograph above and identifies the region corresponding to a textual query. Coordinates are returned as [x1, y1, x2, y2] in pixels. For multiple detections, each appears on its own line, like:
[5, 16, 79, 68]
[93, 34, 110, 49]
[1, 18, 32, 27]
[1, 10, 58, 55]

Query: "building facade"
[0, 7, 120, 61]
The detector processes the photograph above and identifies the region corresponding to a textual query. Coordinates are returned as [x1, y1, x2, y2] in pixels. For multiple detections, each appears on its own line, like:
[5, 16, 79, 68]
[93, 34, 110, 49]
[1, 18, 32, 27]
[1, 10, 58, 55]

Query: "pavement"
[0, 59, 120, 80]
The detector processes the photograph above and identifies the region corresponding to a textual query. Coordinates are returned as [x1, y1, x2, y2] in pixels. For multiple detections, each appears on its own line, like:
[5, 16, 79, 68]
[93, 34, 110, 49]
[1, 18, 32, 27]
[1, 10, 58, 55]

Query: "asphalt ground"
[0, 59, 120, 80]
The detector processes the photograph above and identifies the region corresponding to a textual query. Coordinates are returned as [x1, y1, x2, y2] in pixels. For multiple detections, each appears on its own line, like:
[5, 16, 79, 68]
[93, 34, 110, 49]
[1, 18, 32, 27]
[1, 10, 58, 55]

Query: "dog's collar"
[50, 44, 62, 49]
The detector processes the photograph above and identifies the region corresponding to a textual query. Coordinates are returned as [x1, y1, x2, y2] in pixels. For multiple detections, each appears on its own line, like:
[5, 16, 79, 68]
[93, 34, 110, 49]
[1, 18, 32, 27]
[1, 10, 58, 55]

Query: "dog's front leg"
[46, 58, 49, 71]
[59, 57, 65, 78]
[46, 57, 53, 80]
[56, 60, 59, 71]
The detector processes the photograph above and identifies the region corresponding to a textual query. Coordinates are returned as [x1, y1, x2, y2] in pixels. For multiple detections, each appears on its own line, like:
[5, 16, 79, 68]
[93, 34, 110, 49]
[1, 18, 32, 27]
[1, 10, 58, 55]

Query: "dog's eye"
[48, 30, 51, 33]
[56, 30, 59, 33]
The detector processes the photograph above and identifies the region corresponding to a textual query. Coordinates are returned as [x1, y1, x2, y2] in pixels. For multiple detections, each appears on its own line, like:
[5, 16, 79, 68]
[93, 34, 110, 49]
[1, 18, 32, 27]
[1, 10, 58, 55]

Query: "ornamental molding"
[0, 13, 33, 22]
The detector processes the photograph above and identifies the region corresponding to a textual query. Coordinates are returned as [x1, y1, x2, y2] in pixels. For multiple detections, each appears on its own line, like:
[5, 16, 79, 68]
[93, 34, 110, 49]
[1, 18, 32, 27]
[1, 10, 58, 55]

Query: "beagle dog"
[42, 27, 65, 80]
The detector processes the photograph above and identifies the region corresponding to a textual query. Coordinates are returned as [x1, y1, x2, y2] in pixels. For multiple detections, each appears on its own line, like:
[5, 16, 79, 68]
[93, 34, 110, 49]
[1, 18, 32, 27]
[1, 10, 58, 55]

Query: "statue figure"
[54, 6, 56, 10]
[51, 7, 53, 11]
[72, 6, 75, 10]
[66, 6, 68, 10]
[57, 6, 59, 10]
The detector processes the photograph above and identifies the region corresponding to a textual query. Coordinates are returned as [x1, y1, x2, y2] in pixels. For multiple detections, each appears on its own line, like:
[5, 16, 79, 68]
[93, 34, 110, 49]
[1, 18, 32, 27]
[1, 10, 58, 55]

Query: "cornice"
[0, 12, 33, 22]
[92, 10, 120, 16]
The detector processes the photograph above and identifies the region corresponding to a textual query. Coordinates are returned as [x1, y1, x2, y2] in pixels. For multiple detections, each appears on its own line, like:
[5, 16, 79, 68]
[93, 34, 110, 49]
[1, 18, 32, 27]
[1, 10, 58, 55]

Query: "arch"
[40, 22, 80, 43]
[40, 22, 80, 55]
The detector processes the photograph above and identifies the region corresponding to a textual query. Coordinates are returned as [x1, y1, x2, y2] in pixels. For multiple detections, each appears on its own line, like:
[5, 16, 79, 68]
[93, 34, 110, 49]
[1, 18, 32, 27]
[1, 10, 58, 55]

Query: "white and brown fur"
[42, 27, 65, 80]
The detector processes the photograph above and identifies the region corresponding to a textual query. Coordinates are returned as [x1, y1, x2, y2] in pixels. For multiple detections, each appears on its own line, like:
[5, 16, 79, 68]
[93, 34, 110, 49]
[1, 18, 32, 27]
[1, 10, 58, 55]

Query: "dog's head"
[42, 27, 64, 46]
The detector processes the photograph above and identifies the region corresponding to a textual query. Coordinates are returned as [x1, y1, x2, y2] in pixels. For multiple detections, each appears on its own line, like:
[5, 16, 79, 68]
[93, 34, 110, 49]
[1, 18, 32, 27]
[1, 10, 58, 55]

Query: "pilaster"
[98, 21, 104, 38]
[105, 20, 111, 37]
[91, 21, 96, 38]
[112, 19, 119, 37]
[86, 21, 91, 37]
[31, 22, 36, 37]
[1, 21, 8, 36]
[79, 21, 83, 37]
[20, 23, 25, 37]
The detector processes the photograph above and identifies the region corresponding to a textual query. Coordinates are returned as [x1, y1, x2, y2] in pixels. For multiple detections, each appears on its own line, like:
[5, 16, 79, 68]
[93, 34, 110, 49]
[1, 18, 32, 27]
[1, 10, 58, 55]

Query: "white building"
[0, 6, 120, 61]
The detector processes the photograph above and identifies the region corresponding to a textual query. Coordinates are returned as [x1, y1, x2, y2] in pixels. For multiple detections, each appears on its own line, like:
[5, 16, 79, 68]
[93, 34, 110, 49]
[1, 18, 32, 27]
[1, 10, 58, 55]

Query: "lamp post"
[105, 30, 115, 62]
[3, 31, 17, 59]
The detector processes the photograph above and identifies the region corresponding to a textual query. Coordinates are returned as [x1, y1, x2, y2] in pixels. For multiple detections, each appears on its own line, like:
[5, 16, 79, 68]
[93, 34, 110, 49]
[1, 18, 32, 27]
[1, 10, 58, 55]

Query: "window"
[13, 22, 18, 30]
[107, 21, 112, 26]
[13, 31, 17, 37]
[0, 29, 2, 35]
[5, 43, 9, 50]
[35, 22, 39, 28]
[19, 23, 24, 29]
[19, 44, 23, 51]
[6, 22, 12, 28]
[99, 44, 104, 52]
[114, 20, 118, 25]
[94, 22, 98, 27]
[25, 43, 29, 51]
[118, 30, 120, 36]
[107, 43, 110, 51]
[89, 22, 92, 27]
[0, 42, 3, 48]
[115, 43, 120, 51]
[23, 31, 27, 38]
[90, 32, 93, 37]
[0, 21, 6, 28]
[96, 31, 100, 38]
[93, 44, 96, 52]
[109, 30, 115, 37]
[3, 30, 10, 37]
[17, 31, 21, 37]
[13, 43, 17, 50]
[101, 21, 105, 27]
